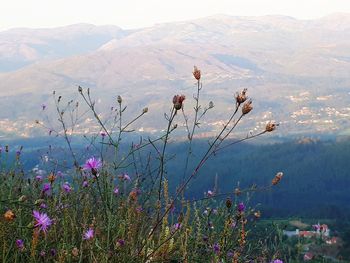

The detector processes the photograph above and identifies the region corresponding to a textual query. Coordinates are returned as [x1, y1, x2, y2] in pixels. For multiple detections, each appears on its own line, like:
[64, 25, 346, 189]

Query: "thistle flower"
[237, 202, 245, 213]
[271, 260, 283, 263]
[226, 198, 232, 208]
[100, 131, 106, 138]
[242, 100, 253, 115]
[207, 190, 214, 197]
[50, 248, 57, 257]
[117, 95, 122, 104]
[42, 183, 51, 195]
[4, 210, 16, 222]
[83, 228, 94, 240]
[62, 182, 72, 193]
[33, 210, 52, 233]
[172, 95, 186, 110]
[213, 243, 220, 254]
[82, 181, 89, 188]
[118, 173, 131, 181]
[114, 186, 119, 196]
[116, 239, 125, 247]
[16, 239, 25, 251]
[193, 66, 201, 80]
[272, 172, 283, 185]
[83, 157, 102, 176]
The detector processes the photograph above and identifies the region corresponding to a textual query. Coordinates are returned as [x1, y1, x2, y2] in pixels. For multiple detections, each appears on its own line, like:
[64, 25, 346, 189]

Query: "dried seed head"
[272, 172, 283, 185]
[236, 88, 247, 105]
[72, 247, 79, 258]
[265, 122, 277, 132]
[173, 95, 186, 110]
[254, 211, 261, 219]
[48, 173, 56, 183]
[142, 107, 148, 114]
[208, 101, 214, 109]
[4, 210, 16, 222]
[78, 86, 83, 93]
[242, 100, 253, 115]
[117, 95, 122, 104]
[193, 66, 201, 80]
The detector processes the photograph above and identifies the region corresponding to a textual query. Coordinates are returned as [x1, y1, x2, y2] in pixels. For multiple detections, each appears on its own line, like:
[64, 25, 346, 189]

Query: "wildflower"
[4, 210, 16, 222]
[172, 95, 186, 110]
[114, 186, 119, 195]
[16, 239, 25, 251]
[242, 100, 253, 115]
[271, 260, 283, 263]
[56, 171, 63, 177]
[62, 182, 72, 193]
[41, 104, 46, 110]
[171, 223, 181, 233]
[116, 239, 125, 247]
[207, 190, 214, 197]
[40, 251, 46, 258]
[42, 183, 51, 195]
[100, 131, 106, 138]
[236, 88, 248, 105]
[265, 122, 277, 132]
[50, 248, 57, 257]
[237, 202, 245, 213]
[118, 173, 131, 181]
[312, 223, 321, 231]
[213, 243, 220, 254]
[83, 228, 94, 240]
[83, 157, 102, 176]
[33, 210, 52, 233]
[117, 95, 122, 104]
[272, 172, 283, 185]
[193, 66, 201, 80]
[82, 181, 89, 188]
[40, 203, 47, 209]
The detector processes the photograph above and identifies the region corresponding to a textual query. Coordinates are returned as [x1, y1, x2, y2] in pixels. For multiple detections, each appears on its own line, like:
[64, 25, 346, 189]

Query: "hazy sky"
[1, 0, 350, 31]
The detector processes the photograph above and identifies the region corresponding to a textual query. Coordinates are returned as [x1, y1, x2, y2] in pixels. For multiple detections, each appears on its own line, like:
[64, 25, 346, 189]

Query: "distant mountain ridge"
[0, 14, 349, 139]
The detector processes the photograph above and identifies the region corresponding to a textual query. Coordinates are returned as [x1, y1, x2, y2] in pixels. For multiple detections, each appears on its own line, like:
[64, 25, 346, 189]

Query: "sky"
[1, 0, 350, 31]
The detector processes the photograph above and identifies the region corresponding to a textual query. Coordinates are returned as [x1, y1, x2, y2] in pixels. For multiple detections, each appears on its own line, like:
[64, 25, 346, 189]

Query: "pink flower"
[62, 182, 72, 193]
[114, 187, 119, 196]
[83, 228, 94, 240]
[33, 210, 52, 233]
[83, 157, 102, 175]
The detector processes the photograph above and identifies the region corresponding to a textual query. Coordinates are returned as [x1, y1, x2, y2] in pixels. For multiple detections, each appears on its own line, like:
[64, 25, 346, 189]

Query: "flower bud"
[142, 107, 148, 113]
[173, 95, 186, 110]
[226, 198, 232, 208]
[236, 88, 247, 105]
[265, 122, 277, 132]
[193, 66, 201, 80]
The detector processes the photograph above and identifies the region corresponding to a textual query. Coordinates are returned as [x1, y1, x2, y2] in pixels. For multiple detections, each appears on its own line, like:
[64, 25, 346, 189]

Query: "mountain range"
[0, 13, 350, 139]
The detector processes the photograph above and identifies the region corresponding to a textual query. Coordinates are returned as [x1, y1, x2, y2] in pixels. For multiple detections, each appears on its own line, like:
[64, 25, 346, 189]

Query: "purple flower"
[172, 223, 181, 232]
[227, 251, 234, 257]
[313, 223, 321, 231]
[62, 182, 72, 193]
[100, 131, 106, 138]
[83, 157, 102, 175]
[40, 203, 47, 209]
[40, 251, 46, 257]
[35, 175, 43, 182]
[56, 171, 63, 178]
[271, 260, 283, 263]
[50, 248, 57, 257]
[83, 228, 94, 240]
[82, 181, 89, 188]
[42, 183, 51, 194]
[213, 243, 220, 254]
[237, 202, 245, 213]
[207, 190, 214, 197]
[117, 239, 125, 247]
[33, 210, 52, 233]
[16, 239, 24, 251]
[114, 186, 119, 195]
[16, 150, 21, 157]
[41, 104, 46, 110]
[123, 174, 131, 181]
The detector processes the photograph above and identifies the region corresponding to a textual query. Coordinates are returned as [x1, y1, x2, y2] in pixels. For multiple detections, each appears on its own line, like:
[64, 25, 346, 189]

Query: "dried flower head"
[72, 247, 79, 258]
[234, 188, 241, 196]
[142, 107, 148, 113]
[117, 95, 122, 104]
[236, 88, 248, 105]
[242, 100, 253, 115]
[48, 173, 56, 183]
[4, 210, 16, 222]
[226, 198, 232, 208]
[272, 172, 283, 185]
[254, 211, 261, 219]
[172, 95, 186, 110]
[265, 122, 278, 132]
[193, 66, 201, 80]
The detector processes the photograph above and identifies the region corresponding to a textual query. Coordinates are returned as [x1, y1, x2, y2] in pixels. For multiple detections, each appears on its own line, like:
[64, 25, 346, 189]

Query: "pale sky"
[1, 0, 350, 31]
